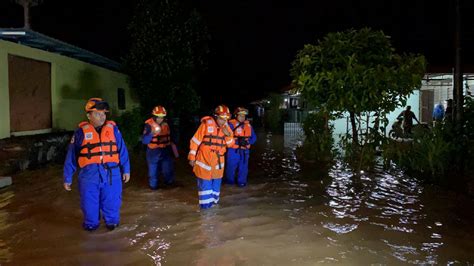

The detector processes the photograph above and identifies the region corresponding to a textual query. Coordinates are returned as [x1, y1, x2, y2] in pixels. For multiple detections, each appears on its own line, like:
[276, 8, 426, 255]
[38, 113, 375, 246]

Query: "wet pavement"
[0, 131, 473, 265]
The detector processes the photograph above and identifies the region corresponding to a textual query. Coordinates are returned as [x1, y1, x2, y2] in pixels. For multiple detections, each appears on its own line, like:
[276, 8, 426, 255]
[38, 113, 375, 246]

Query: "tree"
[125, 0, 209, 118]
[291, 28, 426, 145]
[13, 0, 43, 29]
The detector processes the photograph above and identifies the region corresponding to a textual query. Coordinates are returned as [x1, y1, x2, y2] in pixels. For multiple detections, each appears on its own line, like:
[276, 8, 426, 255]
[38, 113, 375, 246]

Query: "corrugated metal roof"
[0, 28, 122, 72]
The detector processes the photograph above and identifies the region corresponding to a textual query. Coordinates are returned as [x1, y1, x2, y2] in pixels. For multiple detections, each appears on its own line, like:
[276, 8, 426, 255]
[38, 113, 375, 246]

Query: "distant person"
[432, 102, 445, 125]
[225, 107, 257, 187]
[397, 105, 420, 135]
[63, 98, 130, 231]
[142, 105, 178, 190]
[188, 105, 234, 209]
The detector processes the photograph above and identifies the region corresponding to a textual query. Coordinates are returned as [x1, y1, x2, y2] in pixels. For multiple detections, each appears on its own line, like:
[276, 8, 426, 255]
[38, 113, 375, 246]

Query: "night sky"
[1, 0, 474, 107]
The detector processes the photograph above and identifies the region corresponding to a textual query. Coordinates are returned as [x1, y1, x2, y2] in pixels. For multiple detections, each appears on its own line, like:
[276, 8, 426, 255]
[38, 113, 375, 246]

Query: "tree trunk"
[350, 111, 359, 145]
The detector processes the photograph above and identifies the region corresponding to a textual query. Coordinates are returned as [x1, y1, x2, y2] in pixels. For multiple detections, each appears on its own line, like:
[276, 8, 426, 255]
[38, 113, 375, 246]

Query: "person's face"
[407, 107, 411, 111]
[87, 111, 106, 127]
[154, 117, 164, 124]
[237, 114, 246, 123]
[216, 116, 227, 127]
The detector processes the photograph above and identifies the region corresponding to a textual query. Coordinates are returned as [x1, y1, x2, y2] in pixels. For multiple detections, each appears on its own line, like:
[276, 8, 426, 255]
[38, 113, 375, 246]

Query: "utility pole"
[454, 0, 463, 124]
[13, 0, 43, 30]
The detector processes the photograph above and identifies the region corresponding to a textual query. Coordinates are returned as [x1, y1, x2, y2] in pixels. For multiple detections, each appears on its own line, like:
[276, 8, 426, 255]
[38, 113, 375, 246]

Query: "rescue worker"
[142, 105, 176, 189]
[188, 105, 234, 209]
[225, 107, 257, 187]
[63, 98, 130, 231]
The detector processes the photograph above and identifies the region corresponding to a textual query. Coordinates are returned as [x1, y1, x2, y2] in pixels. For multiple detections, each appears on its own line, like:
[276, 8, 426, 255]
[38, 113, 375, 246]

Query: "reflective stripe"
[215, 164, 224, 170]
[198, 190, 213, 196]
[212, 191, 220, 196]
[195, 161, 212, 171]
[199, 198, 215, 204]
[192, 137, 201, 145]
[189, 150, 197, 155]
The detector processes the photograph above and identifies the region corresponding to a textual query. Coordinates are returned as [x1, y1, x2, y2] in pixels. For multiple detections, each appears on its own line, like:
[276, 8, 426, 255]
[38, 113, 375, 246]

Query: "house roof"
[0, 28, 121, 72]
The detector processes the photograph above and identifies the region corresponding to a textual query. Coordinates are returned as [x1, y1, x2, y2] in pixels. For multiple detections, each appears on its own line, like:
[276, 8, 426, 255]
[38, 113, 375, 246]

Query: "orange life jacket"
[229, 119, 252, 149]
[145, 118, 171, 149]
[77, 121, 120, 168]
[188, 116, 234, 179]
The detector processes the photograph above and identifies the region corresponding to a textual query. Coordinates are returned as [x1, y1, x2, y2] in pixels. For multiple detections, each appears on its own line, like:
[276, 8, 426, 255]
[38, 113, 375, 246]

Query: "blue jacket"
[63, 124, 130, 184]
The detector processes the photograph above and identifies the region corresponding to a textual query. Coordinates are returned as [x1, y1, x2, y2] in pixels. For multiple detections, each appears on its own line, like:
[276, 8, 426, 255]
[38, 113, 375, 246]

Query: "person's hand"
[63, 183, 72, 191]
[222, 125, 231, 137]
[189, 160, 195, 167]
[239, 139, 249, 146]
[122, 173, 130, 183]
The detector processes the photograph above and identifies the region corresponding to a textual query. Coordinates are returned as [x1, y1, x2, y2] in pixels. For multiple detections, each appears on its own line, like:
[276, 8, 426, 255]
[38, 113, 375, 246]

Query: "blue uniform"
[63, 124, 130, 230]
[142, 123, 175, 189]
[225, 122, 257, 186]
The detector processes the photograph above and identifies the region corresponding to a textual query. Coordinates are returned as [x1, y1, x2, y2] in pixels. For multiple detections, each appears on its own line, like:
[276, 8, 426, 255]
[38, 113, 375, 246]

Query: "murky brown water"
[1, 132, 473, 265]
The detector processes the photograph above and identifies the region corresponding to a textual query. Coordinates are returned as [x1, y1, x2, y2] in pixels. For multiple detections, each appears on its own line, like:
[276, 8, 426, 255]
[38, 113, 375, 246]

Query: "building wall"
[0, 40, 137, 139]
[332, 91, 420, 139]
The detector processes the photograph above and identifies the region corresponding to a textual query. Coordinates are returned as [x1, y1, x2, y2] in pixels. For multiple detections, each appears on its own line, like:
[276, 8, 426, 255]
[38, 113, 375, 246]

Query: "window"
[117, 88, 126, 110]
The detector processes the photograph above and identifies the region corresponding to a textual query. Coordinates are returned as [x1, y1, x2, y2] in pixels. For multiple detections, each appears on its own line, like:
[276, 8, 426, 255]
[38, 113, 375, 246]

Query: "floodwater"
[0, 132, 473, 265]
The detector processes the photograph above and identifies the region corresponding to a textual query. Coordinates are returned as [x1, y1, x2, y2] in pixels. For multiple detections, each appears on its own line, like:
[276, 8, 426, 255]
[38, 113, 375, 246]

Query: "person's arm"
[115, 126, 130, 182]
[413, 112, 420, 124]
[142, 123, 154, 145]
[249, 125, 257, 145]
[63, 129, 83, 191]
[397, 111, 404, 119]
[223, 123, 234, 147]
[188, 122, 206, 166]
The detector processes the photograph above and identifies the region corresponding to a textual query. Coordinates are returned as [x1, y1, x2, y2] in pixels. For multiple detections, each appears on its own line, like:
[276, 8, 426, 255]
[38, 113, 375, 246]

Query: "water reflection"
[0, 131, 473, 264]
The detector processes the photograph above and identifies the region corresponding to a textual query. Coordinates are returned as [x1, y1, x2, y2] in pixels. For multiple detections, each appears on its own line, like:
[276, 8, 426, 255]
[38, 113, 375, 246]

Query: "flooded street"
[1, 131, 474, 265]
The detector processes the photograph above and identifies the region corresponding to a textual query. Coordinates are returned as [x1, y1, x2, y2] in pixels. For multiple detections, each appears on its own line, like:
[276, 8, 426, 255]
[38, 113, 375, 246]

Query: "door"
[8, 55, 52, 132]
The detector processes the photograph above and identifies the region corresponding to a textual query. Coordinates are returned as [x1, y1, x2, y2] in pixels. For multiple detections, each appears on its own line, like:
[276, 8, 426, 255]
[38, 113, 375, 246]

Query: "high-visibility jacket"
[188, 116, 234, 179]
[228, 119, 254, 149]
[145, 118, 171, 149]
[77, 121, 120, 168]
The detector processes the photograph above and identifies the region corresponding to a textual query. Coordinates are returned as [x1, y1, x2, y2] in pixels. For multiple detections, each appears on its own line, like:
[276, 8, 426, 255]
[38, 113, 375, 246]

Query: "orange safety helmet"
[214, 105, 231, 120]
[234, 107, 249, 116]
[85, 98, 110, 112]
[152, 106, 167, 117]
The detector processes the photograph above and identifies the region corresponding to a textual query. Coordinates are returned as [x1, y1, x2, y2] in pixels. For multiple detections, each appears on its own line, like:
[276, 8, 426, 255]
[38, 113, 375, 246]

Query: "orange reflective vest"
[77, 121, 120, 168]
[229, 119, 252, 149]
[188, 116, 234, 179]
[145, 118, 171, 149]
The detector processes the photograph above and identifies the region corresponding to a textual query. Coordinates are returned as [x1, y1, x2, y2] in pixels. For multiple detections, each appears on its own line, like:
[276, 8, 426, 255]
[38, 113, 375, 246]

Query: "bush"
[383, 124, 458, 183]
[297, 112, 334, 163]
[339, 134, 378, 172]
[113, 107, 145, 149]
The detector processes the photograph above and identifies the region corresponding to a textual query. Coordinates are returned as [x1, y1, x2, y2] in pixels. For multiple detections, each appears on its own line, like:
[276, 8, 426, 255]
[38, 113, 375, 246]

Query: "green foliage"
[383, 125, 458, 182]
[125, 0, 209, 117]
[291, 28, 426, 143]
[298, 111, 334, 162]
[339, 133, 379, 171]
[264, 93, 285, 133]
[113, 108, 146, 149]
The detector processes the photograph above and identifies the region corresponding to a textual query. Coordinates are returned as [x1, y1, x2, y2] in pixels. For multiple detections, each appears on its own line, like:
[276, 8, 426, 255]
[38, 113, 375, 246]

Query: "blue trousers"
[225, 148, 249, 186]
[146, 147, 175, 189]
[78, 169, 122, 229]
[197, 178, 222, 209]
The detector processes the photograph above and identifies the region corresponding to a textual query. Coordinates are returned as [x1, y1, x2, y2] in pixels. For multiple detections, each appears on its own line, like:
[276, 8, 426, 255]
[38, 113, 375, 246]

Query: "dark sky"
[1, 0, 473, 107]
